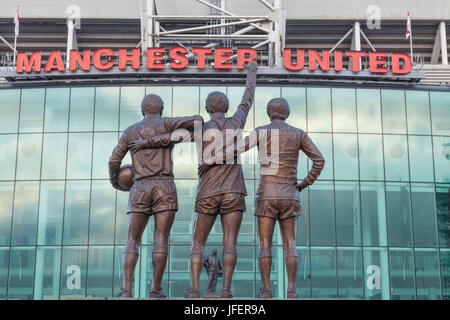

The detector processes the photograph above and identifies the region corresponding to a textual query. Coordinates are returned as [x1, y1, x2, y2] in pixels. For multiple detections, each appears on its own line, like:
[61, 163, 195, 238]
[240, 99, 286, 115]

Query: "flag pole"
[13, 31, 17, 66]
[409, 10, 414, 60]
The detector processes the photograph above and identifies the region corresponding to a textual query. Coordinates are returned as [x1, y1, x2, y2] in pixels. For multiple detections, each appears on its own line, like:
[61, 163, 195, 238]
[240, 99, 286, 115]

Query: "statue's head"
[267, 97, 290, 121]
[141, 94, 164, 117]
[212, 249, 217, 255]
[205, 91, 229, 114]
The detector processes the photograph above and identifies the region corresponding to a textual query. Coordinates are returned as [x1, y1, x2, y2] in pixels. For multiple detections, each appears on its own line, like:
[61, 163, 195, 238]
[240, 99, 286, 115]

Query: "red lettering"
[44, 50, 65, 72]
[309, 50, 330, 71]
[169, 46, 189, 69]
[191, 47, 211, 69]
[214, 48, 232, 69]
[93, 48, 115, 70]
[147, 48, 165, 69]
[369, 52, 388, 73]
[237, 48, 257, 69]
[118, 48, 140, 69]
[69, 50, 91, 71]
[346, 51, 366, 72]
[283, 48, 305, 71]
[16, 51, 42, 73]
[392, 53, 412, 74]
[334, 50, 343, 71]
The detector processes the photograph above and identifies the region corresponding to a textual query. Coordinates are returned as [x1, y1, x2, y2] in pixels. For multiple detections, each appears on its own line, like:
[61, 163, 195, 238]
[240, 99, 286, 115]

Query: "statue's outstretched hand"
[128, 139, 149, 153]
[245, 56, 258, 73]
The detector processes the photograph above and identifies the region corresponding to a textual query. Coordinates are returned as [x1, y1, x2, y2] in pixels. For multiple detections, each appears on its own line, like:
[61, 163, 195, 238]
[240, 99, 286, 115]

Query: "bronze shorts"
[195, 193, 246, 215]
[127, 178, 178, 215]
[255, 199, 301, 221]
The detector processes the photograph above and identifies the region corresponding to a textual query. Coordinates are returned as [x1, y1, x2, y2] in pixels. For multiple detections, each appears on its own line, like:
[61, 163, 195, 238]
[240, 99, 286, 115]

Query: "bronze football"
[118, 164, 134, 191]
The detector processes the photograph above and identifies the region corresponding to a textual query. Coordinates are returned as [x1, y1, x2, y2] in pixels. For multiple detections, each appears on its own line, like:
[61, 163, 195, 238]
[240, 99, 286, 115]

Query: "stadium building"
[0, 0, 449, 299]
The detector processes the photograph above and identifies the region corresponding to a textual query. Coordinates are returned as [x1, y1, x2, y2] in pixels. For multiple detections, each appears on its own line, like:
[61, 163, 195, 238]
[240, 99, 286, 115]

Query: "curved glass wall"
[0, 85, 449, 299]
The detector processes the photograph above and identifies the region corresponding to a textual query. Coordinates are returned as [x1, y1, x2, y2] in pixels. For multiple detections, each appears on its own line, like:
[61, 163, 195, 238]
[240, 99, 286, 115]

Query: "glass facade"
[0, 85, 449, 300]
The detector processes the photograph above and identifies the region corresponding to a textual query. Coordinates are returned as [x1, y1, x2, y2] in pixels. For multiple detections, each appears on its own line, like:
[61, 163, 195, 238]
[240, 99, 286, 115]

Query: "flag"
[14, 5, 19, 37]
[406, 11, 411, 39]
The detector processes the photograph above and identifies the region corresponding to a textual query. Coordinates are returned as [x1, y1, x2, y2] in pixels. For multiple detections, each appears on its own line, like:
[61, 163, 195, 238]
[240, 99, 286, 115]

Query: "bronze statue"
[199, 97, 325, 298]
[204, 249, 223, 294]
[128, 58, 258, 298]
[108, 94, 202, 298]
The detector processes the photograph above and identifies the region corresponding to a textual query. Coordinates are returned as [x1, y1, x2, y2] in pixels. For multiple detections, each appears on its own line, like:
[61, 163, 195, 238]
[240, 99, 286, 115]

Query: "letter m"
[16, 51, 42, 73]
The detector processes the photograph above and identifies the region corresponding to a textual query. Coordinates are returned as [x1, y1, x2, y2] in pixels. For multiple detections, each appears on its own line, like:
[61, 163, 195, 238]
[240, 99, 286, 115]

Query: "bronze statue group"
[108, 58, 325, 299]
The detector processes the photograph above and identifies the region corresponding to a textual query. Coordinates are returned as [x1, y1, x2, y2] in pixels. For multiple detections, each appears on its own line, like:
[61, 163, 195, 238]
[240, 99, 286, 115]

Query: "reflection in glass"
[441, 249, 450, 299]
[389, 248, 415, 300]
[173, 86, 199, 116]
[360, 182, 387, 246]
[94, 87, 119, 131]
[87, 246, 114, 297]
[66, 133, 92, 179]
[0, 182, 14, 245]
[12, 182, 39, 245]
[0, 134, 17, 181]
[386, 183, 413, 247]
[38, 181, 65, 245]
[0, 89, 20, 134]
[69, 88, 94, 131]
[0, 248, 9, 299]
[89, 181, 116, 245]
[172, 142, 198, 179]
[357, 89, 382, 133]
[230, 246, 256, 298]
[311, 247, 337, 298]
[411, 184, 438, 247]
[33, 247, 61, 299]
[436, 185, 450, 247]
[256, 246, 284, 298]
[255, 87, 280, 127]
[63, 181, 90, 245]
[332, 88, 357, 133]
[335, 182, 361, 246]
[307, 88, 331, 132]
[308, 133, 333, 180]
[337, 247, 363, 299]
[169, 245, 192, 298]
[384, 134, 409, 182]
[19, 89, 45, 133]
[119, 87, 146, 131]
[333, 134, 358, 180]
[433, 136, 450, 183]
[309, 181, 335, 245]
[430, 91, 450, 136]
[415, 249, 441, 299]
[60, 246, 87, 298]
[406, 91, 431, 135]
[16, 133, 42, 180]
[8, 247, 35, 300]
[115, 191, 130, 246]
[381, 90, 406, 134]
[282, 87, 306, 130]
[359, 134, 384, 180]
[297, 187, 309, 246]
[363, 247, 390, 300]
[44, 88, 70, 132]
[295, 247, 311, 297]
[408, 135, 434, 182]
[92, 133, 118, 179]
[41, 133, 67, 180]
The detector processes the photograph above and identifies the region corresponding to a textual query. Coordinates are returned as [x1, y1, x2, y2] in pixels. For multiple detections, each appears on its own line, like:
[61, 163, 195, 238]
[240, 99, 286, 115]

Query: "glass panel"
[12, 181, 39, 245]
[433, 136, 450, 183]
[411, 184, 438, 247]
[89, 180, 116, 245]
[415, 249, 441, 300]
[63, 181, 90, 245]
[0, 134, 17, 180]
[0, 248, 9, 299]
[436, 184, 450, 247]
[16, 133, 42, 180]
[381, 90, 406, 134]
[172, 142, 198, 179]
[335, 182, 361, 246]
[66, 133, 92, 179]
[361, 182, 387, 246]
[282, 87, 307, 130]
[228, 86, 254, 131]
[309, 181, 335, 245]
[441, 249, 450, 299]
[307, 88, 331, 132]
[115, 190, 129, 245]
[19, 88, 45, 133]
[87, 246, 114, 297]
[430, 91, 450, 136]
[33, 247, 61, 300]
[37, 181, 65, 245]
[41, 133, 67, 180]
[384, 134, 409, 182]
[171, 180, 196, 244]
[406, 90, 431, 135]
[337, 247, 363, 299]
[311, 247, 337, 298]
[363, 247, 390, 300]
[94, 87, 119, 131]
[200, 86, 226, 119]
[255, 87, 280, 127]
[7, 247, 35, 300]
[231, 246, 256, 298]
[146, 86, 172, 117]
[359, 134, 384, 181]
[139, 245, 165, 298]
[119, 86, 146, 131]
[60, 246, 87, 299]
[297, 186, 309, 246]
[173, 86, 199, 116]
[0, 89, 20, 133]
[408, 135, 434, 182]
[333, 134, 358, 180]
[113, 246, 125, 297]
[256, 246, 284, 298]
[69, 87, 94, 132]
[389, 248, 415, 300]
[357, 89, 382, 134]
[308, 133, 333, 180]
[295, 247, 311, 298]
[44, 88, 69, 132]
[332, 88, 356, 133]
[0, 182, 14, 245]
[386, 183, 413, 247]
[92, 132, 118, 179]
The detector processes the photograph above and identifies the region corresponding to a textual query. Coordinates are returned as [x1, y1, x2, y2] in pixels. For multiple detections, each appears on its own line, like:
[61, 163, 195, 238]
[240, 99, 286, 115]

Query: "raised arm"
[231, 57, 257, 128]
[108, 129, 130, 191]
[296, 131, 325, 191]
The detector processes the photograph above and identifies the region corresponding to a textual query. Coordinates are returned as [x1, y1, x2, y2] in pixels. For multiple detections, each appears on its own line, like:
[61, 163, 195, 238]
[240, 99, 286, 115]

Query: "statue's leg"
[122, 212, 150, 295]
[189, 212, 216, 295]
[220, 210, 243, 297]
[150, 209, 176, 297]
[211, 274, 217, 292]
[257, 216, 276, 296]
